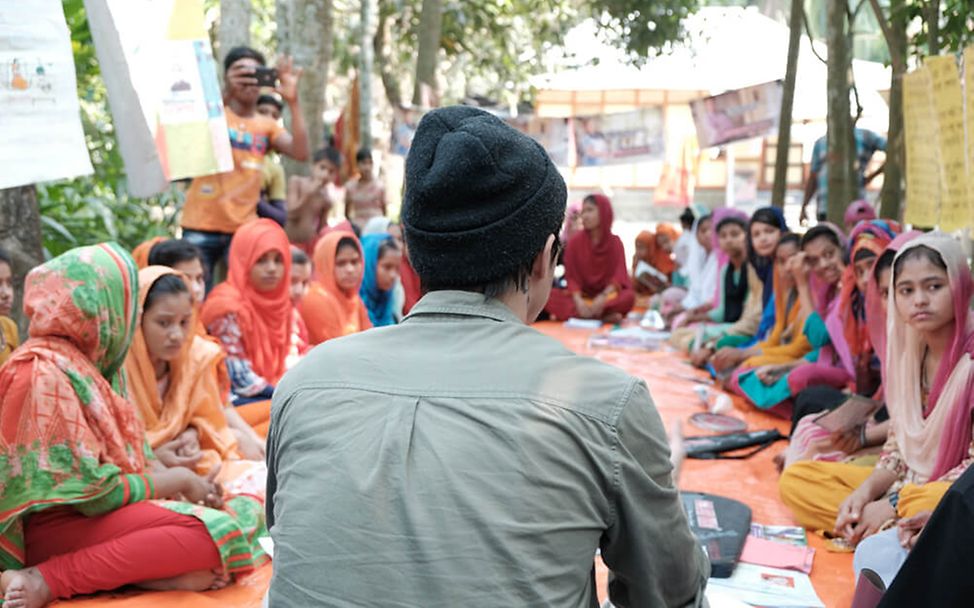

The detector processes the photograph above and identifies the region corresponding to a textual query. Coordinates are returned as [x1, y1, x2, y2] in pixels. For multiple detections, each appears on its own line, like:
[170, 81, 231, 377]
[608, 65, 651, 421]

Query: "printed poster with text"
[84, 0, 232, 197]
[925, 55, 969, 233]
[903, 67, 941, 228]
[0, 0, 93, 189]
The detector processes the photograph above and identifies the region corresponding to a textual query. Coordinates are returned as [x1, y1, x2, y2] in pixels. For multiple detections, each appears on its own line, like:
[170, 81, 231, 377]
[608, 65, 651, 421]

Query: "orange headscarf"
[200, 219, 292, 385]
[299, 231, 372, 345]
[131, 236, 166, 269]
[126, 267, 239, 474]
[634, 226, 678, 276]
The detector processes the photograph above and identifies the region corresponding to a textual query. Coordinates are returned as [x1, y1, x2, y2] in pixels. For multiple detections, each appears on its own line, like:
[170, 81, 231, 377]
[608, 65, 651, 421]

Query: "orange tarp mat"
[534, 321, 854, 608]
[57, 320, 852, 607]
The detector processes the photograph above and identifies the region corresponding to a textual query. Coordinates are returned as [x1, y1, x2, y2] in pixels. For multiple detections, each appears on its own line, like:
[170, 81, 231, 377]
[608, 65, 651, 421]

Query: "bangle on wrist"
[859, 425, 868, 448]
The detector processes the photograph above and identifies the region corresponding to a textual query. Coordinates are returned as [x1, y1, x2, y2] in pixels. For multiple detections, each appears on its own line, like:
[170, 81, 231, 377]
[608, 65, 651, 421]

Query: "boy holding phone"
[181, 46, 310, 291]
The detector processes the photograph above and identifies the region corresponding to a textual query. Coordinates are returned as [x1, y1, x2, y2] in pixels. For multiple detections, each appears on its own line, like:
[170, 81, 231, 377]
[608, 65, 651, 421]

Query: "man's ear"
[531, 235, 557, 280]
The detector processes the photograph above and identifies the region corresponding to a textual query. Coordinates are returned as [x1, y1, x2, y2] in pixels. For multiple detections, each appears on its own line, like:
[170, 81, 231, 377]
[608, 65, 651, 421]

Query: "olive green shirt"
[267, 290, 709, 607]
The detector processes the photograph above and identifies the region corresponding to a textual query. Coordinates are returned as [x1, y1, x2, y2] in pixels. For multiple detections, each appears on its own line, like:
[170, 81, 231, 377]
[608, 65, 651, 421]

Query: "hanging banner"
[690, 80, 783, 149]
[903, 67, 941, 228]
[0, 0, 93, 189]
[572, 107, 664, 166]
[84, 0, 232, 197]
[926, 55, 969, 232]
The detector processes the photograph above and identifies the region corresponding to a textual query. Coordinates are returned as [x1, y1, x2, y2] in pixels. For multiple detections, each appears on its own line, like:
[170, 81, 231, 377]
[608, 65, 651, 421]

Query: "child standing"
[286, 147, 342, 251]
[345, 148, 387, 230]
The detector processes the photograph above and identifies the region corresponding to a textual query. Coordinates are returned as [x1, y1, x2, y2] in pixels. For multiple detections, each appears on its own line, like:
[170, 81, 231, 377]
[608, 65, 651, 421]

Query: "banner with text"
[690, 81, 783, 149]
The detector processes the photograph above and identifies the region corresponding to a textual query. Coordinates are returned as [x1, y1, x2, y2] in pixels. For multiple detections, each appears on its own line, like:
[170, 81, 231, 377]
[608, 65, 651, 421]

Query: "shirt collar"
[403, 290, 524, 325]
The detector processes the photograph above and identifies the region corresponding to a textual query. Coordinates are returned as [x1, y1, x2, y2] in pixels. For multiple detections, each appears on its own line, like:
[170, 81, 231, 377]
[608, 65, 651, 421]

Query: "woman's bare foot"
[136, 569, 218, 592]
[209, 569, 231, 591]
[1, 568, 53, 608]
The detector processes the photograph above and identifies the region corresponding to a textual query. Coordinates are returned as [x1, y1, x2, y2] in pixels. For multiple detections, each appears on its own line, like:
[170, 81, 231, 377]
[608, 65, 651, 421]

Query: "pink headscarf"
[843, 199, 877, 231]
[805, 223, 848, 317]
[864, 230, 922, 386]
[884, 233, 974, 482]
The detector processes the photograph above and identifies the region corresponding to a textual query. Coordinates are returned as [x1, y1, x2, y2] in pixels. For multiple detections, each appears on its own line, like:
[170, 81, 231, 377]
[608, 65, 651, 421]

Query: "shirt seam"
[607, 378, 638, 530]
[279, 381, 626, 428]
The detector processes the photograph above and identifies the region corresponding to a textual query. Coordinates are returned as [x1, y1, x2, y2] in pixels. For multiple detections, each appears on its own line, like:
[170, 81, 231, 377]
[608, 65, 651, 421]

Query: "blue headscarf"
[359, 233, 398, 327]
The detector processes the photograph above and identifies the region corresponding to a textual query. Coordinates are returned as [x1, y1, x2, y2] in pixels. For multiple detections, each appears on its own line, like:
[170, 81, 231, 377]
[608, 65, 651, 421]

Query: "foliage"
[588, 0, 700, 62]
[904, 0, 974, 57]
[39, 0, 183, 259]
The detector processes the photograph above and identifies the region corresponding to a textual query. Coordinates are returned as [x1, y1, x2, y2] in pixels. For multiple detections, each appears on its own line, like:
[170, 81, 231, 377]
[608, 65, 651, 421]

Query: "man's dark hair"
[257, 94, 284, 111]
[313, 147, 343, 167]
[0, 247, 11, 270]
[148, 239, 203, 268]
[223, 46, 266, 73]
[421, 234, 562, 299]
[679, 207, 695, 229]
[356, 148, 372, 163]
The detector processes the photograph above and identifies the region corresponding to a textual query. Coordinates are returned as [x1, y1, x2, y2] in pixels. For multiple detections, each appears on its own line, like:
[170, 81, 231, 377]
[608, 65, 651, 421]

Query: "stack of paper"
[706, 563, 825, 607]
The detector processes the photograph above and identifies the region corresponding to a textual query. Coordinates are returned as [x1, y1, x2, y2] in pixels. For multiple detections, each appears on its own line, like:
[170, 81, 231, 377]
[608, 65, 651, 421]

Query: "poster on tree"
[84, 0, 232, 197]
[0, 0, 93, 189]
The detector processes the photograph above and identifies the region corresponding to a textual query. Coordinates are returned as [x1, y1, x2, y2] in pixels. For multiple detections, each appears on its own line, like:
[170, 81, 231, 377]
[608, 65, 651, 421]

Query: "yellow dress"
[0, 316, 19, 367]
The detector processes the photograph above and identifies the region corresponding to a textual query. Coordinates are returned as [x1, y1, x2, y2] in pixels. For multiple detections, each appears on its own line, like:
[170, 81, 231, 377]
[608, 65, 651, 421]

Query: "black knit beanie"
[401, 106, 567, 288]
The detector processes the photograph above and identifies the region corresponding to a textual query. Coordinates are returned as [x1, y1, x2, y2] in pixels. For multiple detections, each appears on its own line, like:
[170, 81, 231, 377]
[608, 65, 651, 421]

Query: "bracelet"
[888, 491, 900, 510]
[859, 425, 868, 449]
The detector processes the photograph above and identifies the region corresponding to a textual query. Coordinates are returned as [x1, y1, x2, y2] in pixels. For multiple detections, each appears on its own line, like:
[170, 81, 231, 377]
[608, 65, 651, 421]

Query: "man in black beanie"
[265, 106, 709, 607]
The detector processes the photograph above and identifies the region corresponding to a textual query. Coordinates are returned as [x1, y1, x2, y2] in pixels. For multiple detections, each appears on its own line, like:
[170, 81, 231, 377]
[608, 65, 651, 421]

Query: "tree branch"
[802, 8, 828, 65]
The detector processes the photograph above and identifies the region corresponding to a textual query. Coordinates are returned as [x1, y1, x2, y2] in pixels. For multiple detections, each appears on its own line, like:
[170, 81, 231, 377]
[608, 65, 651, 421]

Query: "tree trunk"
[374, 0, 403, 108]
[0, 186, 44, 335]
[878, 0, 907, 220]
[277, 0, 335, 176]
[771, 0, 803, 209]
[218, 0, 251, 59]
[412, 0, 443, 106]
[925, 0, 940, 55]
[825, 0, 855, 225]
[359, 0, 374, 146]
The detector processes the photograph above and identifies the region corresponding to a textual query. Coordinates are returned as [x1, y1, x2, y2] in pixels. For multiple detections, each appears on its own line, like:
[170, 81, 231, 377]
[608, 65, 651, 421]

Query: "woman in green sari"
[0, 243, 266, 607]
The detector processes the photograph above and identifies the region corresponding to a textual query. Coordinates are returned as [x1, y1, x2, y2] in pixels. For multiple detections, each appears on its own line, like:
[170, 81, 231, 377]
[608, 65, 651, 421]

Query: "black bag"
[684, 429, 785, 460]
[681, 492, 752, 578]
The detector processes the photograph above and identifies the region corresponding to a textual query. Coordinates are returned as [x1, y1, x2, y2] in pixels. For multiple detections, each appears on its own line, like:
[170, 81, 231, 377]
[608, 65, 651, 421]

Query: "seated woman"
[0, 247, 18, 367]
[360, 233, 402, 328]
[779, 234, 974, 547]
[782, 228, 915, 467]
[545, 194, 635, 323]
[728, 224, 851, 414]
[632, 225, 678, 295]
[0, 243, 266, 607]
[664, 213, 718, 324]
[286, 247, 312, 370]
[718, 233, 809, 374]
[299, 231, 372, 344]
[126, 267, 266, 476]
[200, 219, 293, 436]
[679, 209, 764, 360]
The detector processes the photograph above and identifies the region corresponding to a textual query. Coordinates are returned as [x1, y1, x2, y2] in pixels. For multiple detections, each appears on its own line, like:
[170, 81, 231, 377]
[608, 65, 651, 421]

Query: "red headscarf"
[200, 219, 292, 385]
[564, 194, 632, 297]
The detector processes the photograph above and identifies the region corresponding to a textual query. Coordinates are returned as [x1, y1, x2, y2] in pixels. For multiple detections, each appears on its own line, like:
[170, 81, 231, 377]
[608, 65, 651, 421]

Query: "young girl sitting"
[0, 244, 266, 607]
[200, 219, 293, 435]
[360, 234, 402, 327]
[544, 194, 635, 323]
[632, 224, 678, 295]
[779, 233, 974, 546]
[126, 267, 265, 476]
[299, 231, 372, 344]
[286, 247, 312, 369]
[681, 208, 764, 361]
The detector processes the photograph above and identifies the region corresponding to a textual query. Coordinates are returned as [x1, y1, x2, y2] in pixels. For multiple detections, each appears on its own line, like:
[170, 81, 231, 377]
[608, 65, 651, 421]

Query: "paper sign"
[84, 0, 232, 197]
[690, 80, 784, 148]
[903, 67, 941, 228]
[926, 55, 970, 232]
[965, 46, 974, 221]
[0, 0, 93, 188]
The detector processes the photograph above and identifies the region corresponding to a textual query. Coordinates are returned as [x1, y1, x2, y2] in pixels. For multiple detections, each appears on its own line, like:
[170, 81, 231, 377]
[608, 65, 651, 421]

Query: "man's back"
[267, 291, 707, 607]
